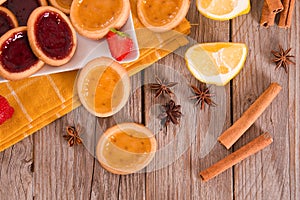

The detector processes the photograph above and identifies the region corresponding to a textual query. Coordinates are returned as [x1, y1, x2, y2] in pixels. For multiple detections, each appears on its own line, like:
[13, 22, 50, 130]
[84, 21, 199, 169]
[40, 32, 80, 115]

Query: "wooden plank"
[33, 107, 95, 200]
[231, 0, 299, 199]
[90, 73, 145, 200]
[143, 4, 233, 196]
[0, 137, 33, 199]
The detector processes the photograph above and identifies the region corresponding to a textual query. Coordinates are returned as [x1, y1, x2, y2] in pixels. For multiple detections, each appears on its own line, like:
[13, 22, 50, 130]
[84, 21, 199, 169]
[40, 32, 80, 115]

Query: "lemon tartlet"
[96, 123, 157, 175]
[70, 0, 130, 40]
[77, 57, 131, 117]
[137, 0, 190, 32]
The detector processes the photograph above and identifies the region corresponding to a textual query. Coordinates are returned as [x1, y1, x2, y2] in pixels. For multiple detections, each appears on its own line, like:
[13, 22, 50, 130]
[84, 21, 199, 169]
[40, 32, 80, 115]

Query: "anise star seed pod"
[271, 45, 295, 73]
[149, 76, 178, 98]
[159, 100, 182, 127]
[63, 125, 82, 147]
[190, 83, 216, 110]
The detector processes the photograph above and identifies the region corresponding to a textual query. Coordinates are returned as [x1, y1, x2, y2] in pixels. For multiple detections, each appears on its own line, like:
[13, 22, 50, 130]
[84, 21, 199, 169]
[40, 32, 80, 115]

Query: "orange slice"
[48, 0, 73, 14]
[77, 57, 131, 117]
[70, 0, 130, 40]
[137, 0, 190, 32]
[96, 123, 157, 175]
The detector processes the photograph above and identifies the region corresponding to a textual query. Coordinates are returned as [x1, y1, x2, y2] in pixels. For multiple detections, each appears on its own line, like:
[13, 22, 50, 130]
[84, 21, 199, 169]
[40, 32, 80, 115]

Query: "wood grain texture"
[0, 0, 299, 199]
[0, 137, 33, 200]
[231, 1, 299, 200]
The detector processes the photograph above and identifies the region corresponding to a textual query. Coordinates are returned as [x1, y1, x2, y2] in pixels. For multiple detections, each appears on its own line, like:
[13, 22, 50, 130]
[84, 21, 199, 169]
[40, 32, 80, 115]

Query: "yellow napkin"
[0, 1, 191, 151]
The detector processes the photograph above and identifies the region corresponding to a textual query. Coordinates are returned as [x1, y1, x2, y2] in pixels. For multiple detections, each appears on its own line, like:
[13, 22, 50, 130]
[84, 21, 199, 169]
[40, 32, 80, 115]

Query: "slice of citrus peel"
[96, 123, 157, 175]
[137, 0, 190, 32]
[196, 0, 250, 21]
[185, 42, 248, 86]
[77, 57, 131, 118]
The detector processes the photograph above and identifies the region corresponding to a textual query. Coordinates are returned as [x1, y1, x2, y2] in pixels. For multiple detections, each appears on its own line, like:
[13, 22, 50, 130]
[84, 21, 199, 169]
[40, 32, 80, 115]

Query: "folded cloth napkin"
[0, 1, 191, 151]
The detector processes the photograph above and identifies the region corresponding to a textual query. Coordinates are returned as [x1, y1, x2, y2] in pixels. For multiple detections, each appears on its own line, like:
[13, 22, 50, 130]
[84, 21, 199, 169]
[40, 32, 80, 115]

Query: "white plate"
[0, 13, 139, 83]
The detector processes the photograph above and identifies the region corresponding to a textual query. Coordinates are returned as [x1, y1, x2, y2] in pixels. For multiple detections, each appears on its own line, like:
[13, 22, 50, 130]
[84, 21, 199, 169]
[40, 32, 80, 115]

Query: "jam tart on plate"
[27, 6, 77, 66]
[0, 26, 44, 81]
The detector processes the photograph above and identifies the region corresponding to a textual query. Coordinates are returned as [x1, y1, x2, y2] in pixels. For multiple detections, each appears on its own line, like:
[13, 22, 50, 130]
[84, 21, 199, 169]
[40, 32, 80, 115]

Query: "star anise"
[63, 125, 82, 147]
[271, 45, 295, 73]
[149, 76, 178, 98]
[190, 83, 216, 110]
[159, 100, 182, 127]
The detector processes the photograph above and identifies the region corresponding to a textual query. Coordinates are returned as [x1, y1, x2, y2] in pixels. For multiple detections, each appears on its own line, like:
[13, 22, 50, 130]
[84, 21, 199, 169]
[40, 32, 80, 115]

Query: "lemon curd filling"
[56, 0, 73, 9]
[72, 0, 123, 30]
[81, 66, 124, 114]
[102, 130, 153, 169]
[141, 0, 183, 26]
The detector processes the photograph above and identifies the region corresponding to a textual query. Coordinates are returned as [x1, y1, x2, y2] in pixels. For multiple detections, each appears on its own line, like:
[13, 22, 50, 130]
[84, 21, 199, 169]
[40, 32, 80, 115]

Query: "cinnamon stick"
[200, 132, 273, 182]
[278, 0, 295, 28]
[218, 83, 281, 149]
[265, 0, 284, 14]
[260, 1, 276, 27]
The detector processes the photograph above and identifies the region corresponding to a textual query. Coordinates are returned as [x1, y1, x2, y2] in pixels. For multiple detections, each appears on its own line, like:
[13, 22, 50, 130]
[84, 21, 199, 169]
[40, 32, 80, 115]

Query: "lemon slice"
[196, 0, 250, 20]
[185, 43, 247, 86]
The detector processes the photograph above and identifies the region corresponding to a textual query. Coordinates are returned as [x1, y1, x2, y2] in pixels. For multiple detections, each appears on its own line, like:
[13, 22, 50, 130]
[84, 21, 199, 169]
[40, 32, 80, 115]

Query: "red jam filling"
[4, 0, 41, 26]
[35, 11, 73, 60]
[0, 10, 15, 37]
[0, 31, 39, 73]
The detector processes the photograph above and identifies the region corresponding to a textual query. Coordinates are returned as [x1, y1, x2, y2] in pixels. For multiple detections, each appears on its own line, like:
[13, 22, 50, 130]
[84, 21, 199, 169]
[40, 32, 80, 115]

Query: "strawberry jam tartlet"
[0, 27, 44, 81]
[0, 6, 18, 37]
[27, 6, 77, 66]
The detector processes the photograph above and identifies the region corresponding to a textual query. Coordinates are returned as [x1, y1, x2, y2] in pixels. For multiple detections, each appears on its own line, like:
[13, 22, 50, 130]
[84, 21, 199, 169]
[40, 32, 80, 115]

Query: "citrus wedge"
[196, 0, 250, 21]
[185, 43, 247, 86]
[137, 0, 190, 32]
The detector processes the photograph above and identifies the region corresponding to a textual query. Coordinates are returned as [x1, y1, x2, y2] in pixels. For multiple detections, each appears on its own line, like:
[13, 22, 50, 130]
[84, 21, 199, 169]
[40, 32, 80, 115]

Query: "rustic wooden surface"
[0, 0, 299, 199]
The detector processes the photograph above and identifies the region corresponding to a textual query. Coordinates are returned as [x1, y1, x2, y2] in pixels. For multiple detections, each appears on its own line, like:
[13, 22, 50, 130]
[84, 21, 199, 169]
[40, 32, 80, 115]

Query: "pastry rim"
[0, 27, 45, 81]
[27, 6, 77, 67]
[96, 123, 157, 175]
[70, 0, 131, 40]
[137, 0, 191, 32]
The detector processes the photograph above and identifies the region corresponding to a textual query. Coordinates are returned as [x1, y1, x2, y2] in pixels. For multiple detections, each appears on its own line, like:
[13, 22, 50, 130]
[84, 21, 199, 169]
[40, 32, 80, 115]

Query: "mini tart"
[49, 0, 72, 14]
[77, 57, 131, 117]
[70, 0, 130, 40]
[0, 6, 18, 37]
[137, 0, 190, 32]
[3, 0, 48, 26]
[0, 27, 44, 81]
[96, 123, 157, 175]
[27, 6, 77, 66]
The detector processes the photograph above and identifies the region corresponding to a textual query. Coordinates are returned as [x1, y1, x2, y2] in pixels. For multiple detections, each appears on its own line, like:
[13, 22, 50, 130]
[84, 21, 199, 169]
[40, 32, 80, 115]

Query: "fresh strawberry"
[106, 28, 133, 61]
[0, 95, 14, 125]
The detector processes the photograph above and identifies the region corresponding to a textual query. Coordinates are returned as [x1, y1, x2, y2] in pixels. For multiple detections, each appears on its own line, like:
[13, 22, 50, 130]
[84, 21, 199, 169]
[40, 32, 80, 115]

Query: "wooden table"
[1, 1, 299, 199]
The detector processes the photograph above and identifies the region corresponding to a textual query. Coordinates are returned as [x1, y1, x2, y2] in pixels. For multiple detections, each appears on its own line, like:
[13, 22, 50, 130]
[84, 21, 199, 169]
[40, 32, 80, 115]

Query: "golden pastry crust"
[70, 0, 130, 40]
[0, 27, 45, 81]
[137, 0, 190, 32]
[27, 6, 77, 66]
